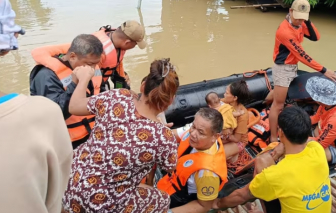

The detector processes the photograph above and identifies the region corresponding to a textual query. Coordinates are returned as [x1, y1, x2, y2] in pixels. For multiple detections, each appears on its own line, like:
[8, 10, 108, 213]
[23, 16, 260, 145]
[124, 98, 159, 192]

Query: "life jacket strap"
[100, 43, 121, 76]
[67, 117, 95, 135]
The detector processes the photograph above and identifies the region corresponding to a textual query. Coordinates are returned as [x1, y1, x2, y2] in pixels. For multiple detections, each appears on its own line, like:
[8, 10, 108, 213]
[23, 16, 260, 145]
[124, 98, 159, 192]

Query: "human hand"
[73, 65, 95, 82]
[221, 129, 232, 142]
[71, 72, 79, 84]
[324, 69, 336, 82]
[221, 135, 230, 144]
[165, 122, 174, 128]
[248, 203, 263, 213]
[14, 32, 19, 38]
[211, 198, 220, 210]
[157, 115, 173, 128]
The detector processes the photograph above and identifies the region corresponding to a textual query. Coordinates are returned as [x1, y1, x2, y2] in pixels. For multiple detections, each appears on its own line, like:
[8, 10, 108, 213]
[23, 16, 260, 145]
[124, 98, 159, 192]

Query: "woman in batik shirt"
[62, 58, 180, 213]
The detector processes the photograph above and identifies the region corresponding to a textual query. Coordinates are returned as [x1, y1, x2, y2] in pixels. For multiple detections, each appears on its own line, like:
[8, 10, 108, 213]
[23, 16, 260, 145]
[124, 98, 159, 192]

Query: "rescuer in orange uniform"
[268, 0, 336, 143]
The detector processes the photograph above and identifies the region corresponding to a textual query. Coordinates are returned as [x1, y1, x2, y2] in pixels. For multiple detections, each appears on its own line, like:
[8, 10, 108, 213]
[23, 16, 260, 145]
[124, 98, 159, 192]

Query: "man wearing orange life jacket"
[97, 20, 146, 90]
[30, 20, 146, 91]
[30, 34, 103, 149]
[157, 108, 228, 213]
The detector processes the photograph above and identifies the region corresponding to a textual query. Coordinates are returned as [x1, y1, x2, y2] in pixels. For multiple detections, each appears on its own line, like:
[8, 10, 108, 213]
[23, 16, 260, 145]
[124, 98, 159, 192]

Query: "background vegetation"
[282, 0, 335, 7]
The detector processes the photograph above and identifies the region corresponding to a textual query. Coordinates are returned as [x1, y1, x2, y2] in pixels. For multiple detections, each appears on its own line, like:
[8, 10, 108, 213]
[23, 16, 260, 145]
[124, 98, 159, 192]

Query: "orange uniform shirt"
[273, 18, 326, 73]
[310, 106, 336, 148]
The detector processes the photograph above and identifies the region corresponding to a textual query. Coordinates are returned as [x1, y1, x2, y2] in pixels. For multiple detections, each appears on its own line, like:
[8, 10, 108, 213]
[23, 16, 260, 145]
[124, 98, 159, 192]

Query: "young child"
[205, 92, 244, 139]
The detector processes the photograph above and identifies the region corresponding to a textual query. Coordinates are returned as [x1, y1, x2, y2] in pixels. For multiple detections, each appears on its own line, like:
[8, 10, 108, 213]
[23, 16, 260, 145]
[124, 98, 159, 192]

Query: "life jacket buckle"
[82, 118, 92, 134]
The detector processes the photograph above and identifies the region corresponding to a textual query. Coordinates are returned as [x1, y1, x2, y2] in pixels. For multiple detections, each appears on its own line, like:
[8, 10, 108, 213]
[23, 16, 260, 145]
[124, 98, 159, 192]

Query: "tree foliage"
[282, 0, 335, 7]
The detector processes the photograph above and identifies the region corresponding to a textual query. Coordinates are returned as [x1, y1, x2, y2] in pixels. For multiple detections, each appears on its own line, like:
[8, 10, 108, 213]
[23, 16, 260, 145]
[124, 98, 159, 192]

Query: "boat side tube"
[165, 68, 274, 128]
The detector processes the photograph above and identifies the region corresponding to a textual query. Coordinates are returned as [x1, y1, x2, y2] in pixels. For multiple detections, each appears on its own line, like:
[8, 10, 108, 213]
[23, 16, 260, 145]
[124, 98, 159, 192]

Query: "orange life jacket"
[93, 26, 126, 83]
[248, 108, 270, 150]
[31, 44, 102, 142]
[157, 132, 228, 199]
[28, 26, 125, 86]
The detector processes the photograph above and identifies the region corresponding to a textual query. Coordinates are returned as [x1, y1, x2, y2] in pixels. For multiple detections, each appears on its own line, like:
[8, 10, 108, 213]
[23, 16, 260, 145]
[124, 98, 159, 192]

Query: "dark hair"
[196, 108, 223, 134]
[143, 58, 179, 112]
[278, 106, 311, 144]
[141, 76, 148, 83]
[205, 92, 220, 105]
[68, 34, 103, 58]
[229, 80, 250, 105]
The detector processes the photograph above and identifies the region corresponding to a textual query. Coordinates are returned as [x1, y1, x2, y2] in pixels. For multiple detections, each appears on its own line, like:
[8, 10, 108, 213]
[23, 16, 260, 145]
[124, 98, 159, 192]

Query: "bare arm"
[68, 66, 94, 116]
[216, 185, 255, 209]
[310, 106, 321, 125]
[69, 81, 90, 116]
[172, 199, 213, 213]
[227, 132, 242, 143]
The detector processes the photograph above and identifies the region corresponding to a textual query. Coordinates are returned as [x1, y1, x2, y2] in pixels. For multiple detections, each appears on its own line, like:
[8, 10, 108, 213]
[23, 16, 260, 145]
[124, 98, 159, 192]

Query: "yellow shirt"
[192, 142, 220, 201]
[249, 141, 331, 213]
[217, 104, 237, 130]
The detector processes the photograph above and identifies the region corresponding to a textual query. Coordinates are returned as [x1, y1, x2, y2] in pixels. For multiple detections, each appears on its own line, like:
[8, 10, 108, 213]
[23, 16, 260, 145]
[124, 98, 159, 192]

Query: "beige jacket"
[0, 95, 73, 213]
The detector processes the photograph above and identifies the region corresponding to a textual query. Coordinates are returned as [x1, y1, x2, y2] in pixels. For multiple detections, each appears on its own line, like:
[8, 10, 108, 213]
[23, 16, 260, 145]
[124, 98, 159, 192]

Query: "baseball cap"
[121, 20, 147, 49]
[291, 0, 310, 21]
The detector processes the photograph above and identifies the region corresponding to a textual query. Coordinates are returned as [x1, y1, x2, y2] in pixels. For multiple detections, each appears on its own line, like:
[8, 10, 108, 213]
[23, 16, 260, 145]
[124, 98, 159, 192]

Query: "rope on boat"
[243, 70, 273, 92]
[227, 149, 254, 174]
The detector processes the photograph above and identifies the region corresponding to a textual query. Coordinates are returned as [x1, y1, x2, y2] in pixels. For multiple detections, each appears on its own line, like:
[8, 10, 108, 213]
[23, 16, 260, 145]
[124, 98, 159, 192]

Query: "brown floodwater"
[1, 0, 335, 94]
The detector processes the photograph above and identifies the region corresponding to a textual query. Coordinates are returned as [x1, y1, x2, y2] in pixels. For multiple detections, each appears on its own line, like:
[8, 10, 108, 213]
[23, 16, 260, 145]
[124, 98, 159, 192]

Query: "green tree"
[282, 0, 335, 7]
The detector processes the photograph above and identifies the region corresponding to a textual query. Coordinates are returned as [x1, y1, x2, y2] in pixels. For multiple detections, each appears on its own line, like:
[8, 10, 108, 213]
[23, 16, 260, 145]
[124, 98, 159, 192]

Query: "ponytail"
[144, 58, 180, 112]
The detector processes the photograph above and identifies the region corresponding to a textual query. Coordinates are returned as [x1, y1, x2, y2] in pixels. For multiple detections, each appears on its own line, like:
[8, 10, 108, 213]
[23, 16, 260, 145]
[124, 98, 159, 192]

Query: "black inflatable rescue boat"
[157, 69, 336, 213]
[165, 68, 309, 128]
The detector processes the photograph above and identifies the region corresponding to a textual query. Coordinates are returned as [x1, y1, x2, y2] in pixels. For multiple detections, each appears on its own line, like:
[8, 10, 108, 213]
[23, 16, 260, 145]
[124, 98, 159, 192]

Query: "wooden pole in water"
[137, 0, 142, 9]
[230, 3, 281, 8]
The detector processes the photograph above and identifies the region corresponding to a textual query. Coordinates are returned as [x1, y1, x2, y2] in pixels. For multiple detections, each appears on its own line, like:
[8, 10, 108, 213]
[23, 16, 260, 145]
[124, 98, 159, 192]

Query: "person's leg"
[269, 64, 297, 142]
[263, 90, 274, 105]
[253, 153, 276, 176]
[223, 142, 240, 160]
[269, 86, 288, 142]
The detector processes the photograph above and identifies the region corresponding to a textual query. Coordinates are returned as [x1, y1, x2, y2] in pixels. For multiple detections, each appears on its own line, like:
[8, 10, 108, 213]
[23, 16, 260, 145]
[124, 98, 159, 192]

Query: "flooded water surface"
[1, 0, 335, 94]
